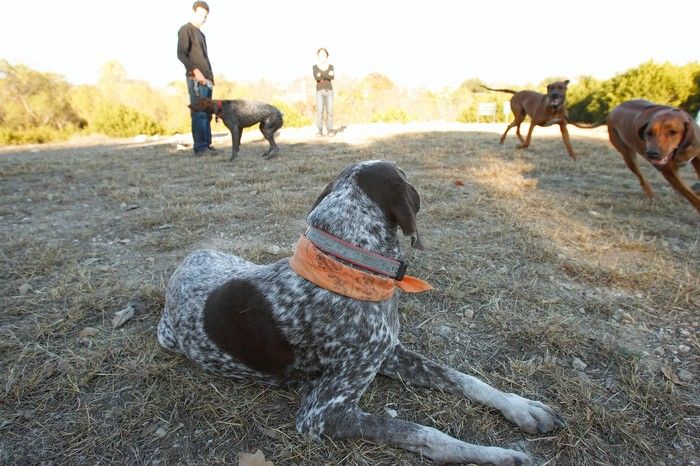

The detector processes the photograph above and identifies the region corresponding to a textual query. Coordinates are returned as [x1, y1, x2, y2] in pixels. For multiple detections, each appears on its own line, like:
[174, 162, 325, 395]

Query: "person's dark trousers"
[187, 79, 213, 154]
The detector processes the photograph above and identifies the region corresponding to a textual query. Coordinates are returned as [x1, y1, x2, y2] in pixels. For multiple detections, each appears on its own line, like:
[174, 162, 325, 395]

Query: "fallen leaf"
[239, 449, 274, 466]
[112, 305, 135, 328]
[266, 245, 282, 255]
[78, 327, 99, 338]
[661, 366, 689, 386]
[259, 426, 283, 440]
[18, 283, 31, 295]
[454, 180, 465, 187]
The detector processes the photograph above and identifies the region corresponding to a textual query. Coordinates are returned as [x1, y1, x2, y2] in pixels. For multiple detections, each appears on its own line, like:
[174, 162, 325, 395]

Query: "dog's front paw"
[453, 446, 531, 466]
[501, 393, 564, 434]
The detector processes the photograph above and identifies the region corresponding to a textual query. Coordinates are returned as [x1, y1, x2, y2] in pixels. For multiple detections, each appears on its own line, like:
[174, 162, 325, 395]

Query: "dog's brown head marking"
[546, 80, 569, 111]
[188, 97, 215, 113]
[640, 109, 693, 166]
[355, 161, 424, 250]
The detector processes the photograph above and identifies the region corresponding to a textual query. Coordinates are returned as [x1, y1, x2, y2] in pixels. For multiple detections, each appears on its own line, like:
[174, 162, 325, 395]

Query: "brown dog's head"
[546, 80, 569, 111]
[639, 109, 695, 166]
[356, 161, 424, 250]
[188, 97, 215, 113]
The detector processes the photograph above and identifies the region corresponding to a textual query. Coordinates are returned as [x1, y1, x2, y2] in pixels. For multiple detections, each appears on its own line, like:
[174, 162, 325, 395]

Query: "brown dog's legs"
[658, 165, 700, 213]
[691, 158, 700, 194]
[499, 120, 519, 144]
[559, 122, 577, 160]
[502, 102, 526, 144]
[518, 121, 536, 149]
[692, 157, 700, 180]
[608, 128, 654, 198]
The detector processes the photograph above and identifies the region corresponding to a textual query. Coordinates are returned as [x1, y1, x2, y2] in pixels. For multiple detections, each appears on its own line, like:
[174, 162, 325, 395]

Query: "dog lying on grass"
[158, 160, 563, 465]
[188, 97, 283, 161]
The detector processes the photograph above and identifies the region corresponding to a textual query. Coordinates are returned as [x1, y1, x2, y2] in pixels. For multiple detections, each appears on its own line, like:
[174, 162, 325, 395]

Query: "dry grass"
[1, 123, 698, 465]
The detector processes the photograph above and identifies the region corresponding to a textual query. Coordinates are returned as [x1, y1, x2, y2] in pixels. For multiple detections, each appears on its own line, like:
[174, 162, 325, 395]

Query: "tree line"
[1, 59, 698, 145]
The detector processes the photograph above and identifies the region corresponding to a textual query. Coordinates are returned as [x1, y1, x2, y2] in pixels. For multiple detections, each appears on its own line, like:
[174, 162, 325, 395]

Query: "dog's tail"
[481, 85, 517, 94]
[567, 120, 607, 129]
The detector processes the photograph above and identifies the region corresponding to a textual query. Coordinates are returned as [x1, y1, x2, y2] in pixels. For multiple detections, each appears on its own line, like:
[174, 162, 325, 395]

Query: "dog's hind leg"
[157, 310, 181, 353]
[499, 119, 519, 144]
[260, 117, 282, 159]
[296, 373, 531, 465]
[507, 102, 527, 145]
[229, 126, 242, 161]
[259, 122, 277, 159]
[518, 121, 536, 149]
[380, 344, 563, 434]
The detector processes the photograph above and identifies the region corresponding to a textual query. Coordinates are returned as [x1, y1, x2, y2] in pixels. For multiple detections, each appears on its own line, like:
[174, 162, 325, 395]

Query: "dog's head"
[309, 161, 423, 254]
[545, 80, 569, 111]
[639, 109, 695, 166]
[188, 97, 215, 113]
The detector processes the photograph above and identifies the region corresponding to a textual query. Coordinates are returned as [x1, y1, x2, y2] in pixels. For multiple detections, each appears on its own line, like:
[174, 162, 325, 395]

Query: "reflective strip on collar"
[305, 226, 405, 279]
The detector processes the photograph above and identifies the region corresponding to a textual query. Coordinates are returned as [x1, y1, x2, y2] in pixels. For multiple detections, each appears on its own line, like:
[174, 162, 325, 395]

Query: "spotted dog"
[157, 160, 563, 465]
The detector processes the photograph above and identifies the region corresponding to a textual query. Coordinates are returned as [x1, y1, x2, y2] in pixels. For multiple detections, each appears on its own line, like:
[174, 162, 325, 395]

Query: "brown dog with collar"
[606, 99, 700, 213]
[483, 80, 578, 160]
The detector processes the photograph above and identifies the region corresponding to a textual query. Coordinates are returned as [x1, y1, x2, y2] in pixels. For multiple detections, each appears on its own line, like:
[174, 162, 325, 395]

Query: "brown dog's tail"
[481, 85, 517, 94]
[567, 120, 607, 129]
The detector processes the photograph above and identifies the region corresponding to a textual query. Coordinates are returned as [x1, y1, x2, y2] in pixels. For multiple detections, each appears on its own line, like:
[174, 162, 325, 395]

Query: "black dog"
[188, 97, 284, 160]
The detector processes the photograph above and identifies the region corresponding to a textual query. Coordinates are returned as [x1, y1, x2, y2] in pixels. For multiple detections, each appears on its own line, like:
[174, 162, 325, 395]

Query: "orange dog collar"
[289, 233, 433, 302]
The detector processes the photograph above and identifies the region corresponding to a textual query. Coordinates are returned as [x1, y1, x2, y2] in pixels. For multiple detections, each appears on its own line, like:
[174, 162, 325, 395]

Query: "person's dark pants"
[187, 79, 213, 153]
[316, 89, 333, 134]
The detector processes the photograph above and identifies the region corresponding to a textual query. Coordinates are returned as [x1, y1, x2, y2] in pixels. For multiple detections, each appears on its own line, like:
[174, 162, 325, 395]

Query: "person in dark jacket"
[177, 1, 217, 155]
[313, 48, 335, 137]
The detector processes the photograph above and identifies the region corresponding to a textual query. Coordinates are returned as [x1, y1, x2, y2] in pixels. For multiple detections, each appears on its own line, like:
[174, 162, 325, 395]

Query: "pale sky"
[1, 0, 697, 90]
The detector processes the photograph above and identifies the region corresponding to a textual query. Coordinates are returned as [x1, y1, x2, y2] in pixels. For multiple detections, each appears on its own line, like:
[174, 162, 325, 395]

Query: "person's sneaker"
[316, 131, 324, 137]
[328, 130, 337, 137]
[206, 146, 220, 155]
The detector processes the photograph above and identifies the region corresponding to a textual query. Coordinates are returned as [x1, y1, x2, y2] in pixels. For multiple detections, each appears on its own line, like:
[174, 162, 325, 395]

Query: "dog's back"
[226, 100, 282, 128]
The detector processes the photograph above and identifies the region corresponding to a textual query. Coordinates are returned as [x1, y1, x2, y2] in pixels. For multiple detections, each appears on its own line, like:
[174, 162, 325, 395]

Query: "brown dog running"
[483, 80, 578, 160]
[606, 99, 700, 213]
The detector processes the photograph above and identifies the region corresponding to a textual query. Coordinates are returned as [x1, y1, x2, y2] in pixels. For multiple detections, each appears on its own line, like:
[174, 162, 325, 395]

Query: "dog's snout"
[645, 149, 660, 159]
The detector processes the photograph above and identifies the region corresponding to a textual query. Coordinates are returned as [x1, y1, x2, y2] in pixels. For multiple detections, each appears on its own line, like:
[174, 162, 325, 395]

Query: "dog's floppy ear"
[563, 79, 570, 86]
[638, 121, 649, 141]
[188, 97, 211, 112]
[677, 114, 696, 154]
[356, 162, 424, 249]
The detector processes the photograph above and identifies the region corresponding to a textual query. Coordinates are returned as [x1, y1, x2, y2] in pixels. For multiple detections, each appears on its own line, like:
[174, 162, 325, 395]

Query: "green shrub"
[370, 107, 411, 123]
[271, 100, 311, 128]
[0, 126, 75, 145]
[91, 104, 163, 137]
[567, 61, 700, 123]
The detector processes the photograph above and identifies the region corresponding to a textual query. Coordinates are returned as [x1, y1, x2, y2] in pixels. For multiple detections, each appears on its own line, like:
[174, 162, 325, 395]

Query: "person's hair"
[317, 48, 329, 58]
[192, 1, 209, 12]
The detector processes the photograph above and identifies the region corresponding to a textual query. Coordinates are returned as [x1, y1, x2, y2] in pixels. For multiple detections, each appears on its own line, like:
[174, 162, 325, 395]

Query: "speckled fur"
[158, 160, 562, 465]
